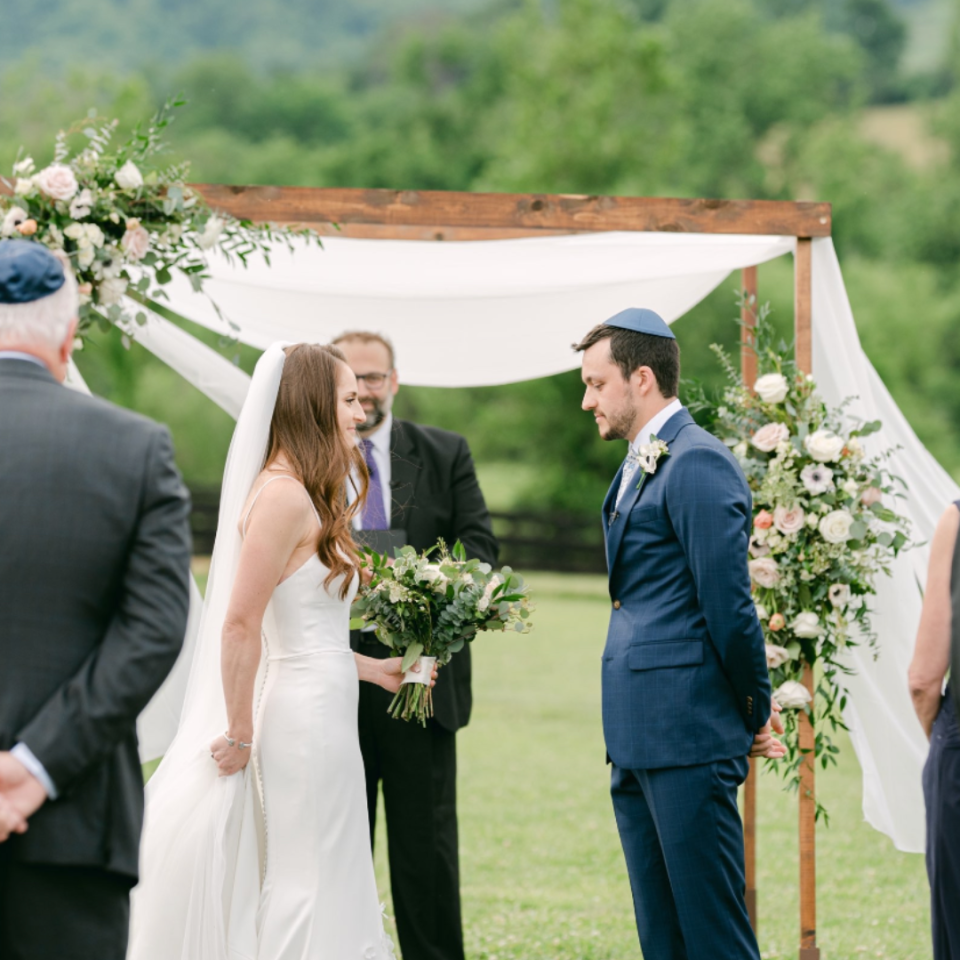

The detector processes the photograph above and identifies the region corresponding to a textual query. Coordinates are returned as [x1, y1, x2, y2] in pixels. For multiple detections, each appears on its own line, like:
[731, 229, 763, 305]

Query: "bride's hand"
[210, 733, 252, 777]
[378, 657, 439, 694]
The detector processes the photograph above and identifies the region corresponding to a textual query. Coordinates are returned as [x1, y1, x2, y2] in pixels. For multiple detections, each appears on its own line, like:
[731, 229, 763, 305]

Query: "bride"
[129, 343, 430, 959]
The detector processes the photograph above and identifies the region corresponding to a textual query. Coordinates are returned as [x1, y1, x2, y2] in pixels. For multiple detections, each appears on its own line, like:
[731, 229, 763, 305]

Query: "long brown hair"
[265, 343, 368, 598]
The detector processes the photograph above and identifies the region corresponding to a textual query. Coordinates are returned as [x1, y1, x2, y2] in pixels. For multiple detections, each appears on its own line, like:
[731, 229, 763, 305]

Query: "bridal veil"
[128, 344, 287, 960]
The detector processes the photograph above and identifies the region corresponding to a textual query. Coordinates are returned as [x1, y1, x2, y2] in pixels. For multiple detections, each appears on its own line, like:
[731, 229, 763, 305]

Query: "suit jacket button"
[613, 600, 621, 610]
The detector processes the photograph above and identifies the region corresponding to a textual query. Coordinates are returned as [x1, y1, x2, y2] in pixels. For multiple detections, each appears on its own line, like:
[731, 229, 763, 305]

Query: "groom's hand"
[0, 752, 48, 824]
[770, 697, 785, 735]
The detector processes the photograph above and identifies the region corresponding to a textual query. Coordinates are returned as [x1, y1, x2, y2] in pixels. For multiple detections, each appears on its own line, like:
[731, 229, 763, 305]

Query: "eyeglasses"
[355, 371, 392, 389]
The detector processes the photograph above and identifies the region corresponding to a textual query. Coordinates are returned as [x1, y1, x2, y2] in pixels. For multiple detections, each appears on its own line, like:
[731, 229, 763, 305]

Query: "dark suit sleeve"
[16, 426, 192, 793]
[448, 436, 499, 567]
[666, 444, 771, 733]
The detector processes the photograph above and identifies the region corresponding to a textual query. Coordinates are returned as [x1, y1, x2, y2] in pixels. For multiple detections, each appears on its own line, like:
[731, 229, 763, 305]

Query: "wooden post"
[740, 265, 759, 936]
[794, 238, 819, 960]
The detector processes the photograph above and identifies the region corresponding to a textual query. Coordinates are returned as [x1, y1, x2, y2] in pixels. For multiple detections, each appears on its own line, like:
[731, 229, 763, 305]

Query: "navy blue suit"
[602, 408, 770, 960]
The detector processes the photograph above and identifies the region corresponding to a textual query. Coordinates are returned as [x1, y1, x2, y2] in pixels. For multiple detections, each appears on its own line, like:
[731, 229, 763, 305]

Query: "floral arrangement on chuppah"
[0, 98, 313, 341]
[688, 299, 911, 818]
[351, 542, 534, 725]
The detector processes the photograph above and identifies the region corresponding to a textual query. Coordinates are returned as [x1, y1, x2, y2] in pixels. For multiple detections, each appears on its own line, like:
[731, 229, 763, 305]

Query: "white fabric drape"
[810, 238, 955, 853]
[130, 230, 938, 853]
[154, 232, 794, 386]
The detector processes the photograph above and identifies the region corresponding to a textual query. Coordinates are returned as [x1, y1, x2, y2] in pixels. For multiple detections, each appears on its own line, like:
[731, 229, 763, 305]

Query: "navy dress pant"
[611, 756, 760, 960]
[923, 691, 960, 960]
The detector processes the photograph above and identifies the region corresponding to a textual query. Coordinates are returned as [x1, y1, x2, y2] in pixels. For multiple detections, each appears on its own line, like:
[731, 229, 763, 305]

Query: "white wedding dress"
[128, 345, 394, 960]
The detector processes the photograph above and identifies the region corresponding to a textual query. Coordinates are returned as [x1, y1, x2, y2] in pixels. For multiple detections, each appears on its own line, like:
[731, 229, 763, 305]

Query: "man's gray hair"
[0, 261, 79, 351]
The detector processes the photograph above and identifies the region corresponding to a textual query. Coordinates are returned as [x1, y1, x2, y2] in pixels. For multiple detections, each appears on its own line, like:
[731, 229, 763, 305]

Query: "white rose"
[748, 557, 780, 588]
[841, 479, 859, 498]
[751, 422, 790, 453]
[69, 188, 94, 219]
[115, 160, 144, 190]
[12, 157, 35, 176]
[805, 513, 819, 528]
[773, 505, 805, 535]
[35, 163, 79, 201]
[804, 429, 845, 463]
[733, 441, 748, 459]
[76, 242, 95, 270]
[198, 215, 224, 250]
[765, 644, 791, 669]
[98, 277, 128, 305]
[1, 206, 29, 237]
[773, 680, 813, 710]
[828, 583, 851, 608]
[819, 509, 855, 544]
[14, 177, 35, 196]
[754, 373, 789, 404]
[790, 611, 822, 638]
[121, 225, 150, 261]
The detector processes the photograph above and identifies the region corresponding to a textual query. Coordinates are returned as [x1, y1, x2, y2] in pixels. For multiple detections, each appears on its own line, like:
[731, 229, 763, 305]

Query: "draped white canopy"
[117, 230, 952, 854]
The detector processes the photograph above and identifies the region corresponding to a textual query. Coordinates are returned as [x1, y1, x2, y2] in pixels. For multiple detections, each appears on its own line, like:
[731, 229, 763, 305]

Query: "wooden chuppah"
[200, 185, 829, 960]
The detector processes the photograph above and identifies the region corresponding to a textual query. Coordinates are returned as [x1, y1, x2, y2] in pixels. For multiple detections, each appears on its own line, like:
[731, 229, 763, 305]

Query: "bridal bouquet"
[350, 542, 533, 724]
[688, 298, 911, 812]
[0, 98, 313, 340]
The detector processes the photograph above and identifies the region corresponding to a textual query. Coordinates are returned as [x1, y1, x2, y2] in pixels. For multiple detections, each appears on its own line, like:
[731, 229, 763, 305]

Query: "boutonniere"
[632, 436, 670, 490]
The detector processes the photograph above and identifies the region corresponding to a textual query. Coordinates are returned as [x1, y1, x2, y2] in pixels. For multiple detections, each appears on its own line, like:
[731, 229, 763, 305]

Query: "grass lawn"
[367, 572, 932, 960]
[169, 565, 931, 958]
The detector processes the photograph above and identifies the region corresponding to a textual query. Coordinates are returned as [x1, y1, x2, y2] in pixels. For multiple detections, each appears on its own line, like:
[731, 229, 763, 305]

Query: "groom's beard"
[358, 396, 388, 435]
[602, 404, 639, 442]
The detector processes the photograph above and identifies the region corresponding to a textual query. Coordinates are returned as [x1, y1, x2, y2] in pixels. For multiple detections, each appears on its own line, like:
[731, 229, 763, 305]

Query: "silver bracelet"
[224, 731, 253, 750]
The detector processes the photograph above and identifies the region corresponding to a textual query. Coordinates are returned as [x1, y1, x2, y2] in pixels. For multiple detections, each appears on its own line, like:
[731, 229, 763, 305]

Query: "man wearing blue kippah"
[0, 239, 192, 959]
[574, 309, 785, 960]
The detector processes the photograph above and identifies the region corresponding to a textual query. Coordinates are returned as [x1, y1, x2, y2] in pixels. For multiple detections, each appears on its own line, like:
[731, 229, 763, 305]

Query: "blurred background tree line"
[2, 0, 960, 518]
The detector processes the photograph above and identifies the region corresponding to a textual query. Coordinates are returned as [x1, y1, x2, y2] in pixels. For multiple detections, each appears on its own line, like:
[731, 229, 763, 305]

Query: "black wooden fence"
[187, 487, 606, 574]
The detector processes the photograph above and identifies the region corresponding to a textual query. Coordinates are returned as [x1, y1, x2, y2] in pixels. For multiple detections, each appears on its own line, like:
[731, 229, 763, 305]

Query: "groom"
[0, 240, 192, 959]
[575, 308, 783, 960]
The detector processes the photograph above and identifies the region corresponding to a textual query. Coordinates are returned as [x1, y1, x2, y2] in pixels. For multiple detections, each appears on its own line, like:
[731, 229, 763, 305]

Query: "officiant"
[335, 330, 498, 960]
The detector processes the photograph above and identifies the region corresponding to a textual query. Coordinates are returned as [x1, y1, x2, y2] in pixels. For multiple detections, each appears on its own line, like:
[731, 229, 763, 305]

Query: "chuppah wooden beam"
[193, 184, 832, 238]
[740, 266, 760, 937]
[794, 236, 820, 960]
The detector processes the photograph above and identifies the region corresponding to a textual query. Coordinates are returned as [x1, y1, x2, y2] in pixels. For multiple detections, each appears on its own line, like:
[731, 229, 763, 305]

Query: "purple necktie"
[360, 439, 389, 530]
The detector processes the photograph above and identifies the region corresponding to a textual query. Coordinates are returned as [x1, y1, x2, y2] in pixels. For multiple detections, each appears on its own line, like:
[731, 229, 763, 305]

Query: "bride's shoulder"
[240, 472, 313, 534]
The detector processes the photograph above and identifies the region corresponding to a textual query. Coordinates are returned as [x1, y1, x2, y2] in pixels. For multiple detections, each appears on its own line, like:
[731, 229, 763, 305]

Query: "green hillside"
[0, 0, 489, 72]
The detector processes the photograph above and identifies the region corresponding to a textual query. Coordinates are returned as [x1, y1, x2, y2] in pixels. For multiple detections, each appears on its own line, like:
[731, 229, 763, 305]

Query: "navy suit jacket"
[601, 408, 771, 770]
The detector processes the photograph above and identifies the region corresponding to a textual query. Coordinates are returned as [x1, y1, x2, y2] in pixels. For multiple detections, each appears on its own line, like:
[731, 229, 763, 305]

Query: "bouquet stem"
[387, 655, 438, 726]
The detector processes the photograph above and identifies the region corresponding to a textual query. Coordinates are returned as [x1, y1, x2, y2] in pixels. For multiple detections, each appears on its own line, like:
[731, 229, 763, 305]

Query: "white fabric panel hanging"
[126, 308, 251, 418]
[157, 232, 794, 386]
[128, 229, 938, 853]
[811, 238, 954, 853]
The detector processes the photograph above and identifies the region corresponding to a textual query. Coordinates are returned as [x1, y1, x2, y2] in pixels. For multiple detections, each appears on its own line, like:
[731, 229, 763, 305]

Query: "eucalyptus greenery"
[687, 296, 912, 821]
[0, 98, 315, 342]
[350, 541, 533, 725]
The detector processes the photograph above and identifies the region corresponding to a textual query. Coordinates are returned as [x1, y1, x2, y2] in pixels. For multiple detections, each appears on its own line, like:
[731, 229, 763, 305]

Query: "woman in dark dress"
[909, 501, 960, 960]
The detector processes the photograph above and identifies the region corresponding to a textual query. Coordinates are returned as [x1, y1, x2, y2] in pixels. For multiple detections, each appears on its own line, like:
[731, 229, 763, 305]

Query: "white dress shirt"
[631, 397, 684, 455]
[349, 412, 393, 529]
[615, 398, 684, 508]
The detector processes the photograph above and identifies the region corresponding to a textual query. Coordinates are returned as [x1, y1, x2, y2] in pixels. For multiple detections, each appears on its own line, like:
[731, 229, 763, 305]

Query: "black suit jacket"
[0, 359, 191, 880]
[368, 418, 498, 732]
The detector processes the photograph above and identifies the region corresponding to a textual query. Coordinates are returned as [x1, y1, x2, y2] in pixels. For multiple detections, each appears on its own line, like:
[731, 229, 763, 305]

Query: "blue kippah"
[0, 239, 66, 305]
[603, 307, 675, 340]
